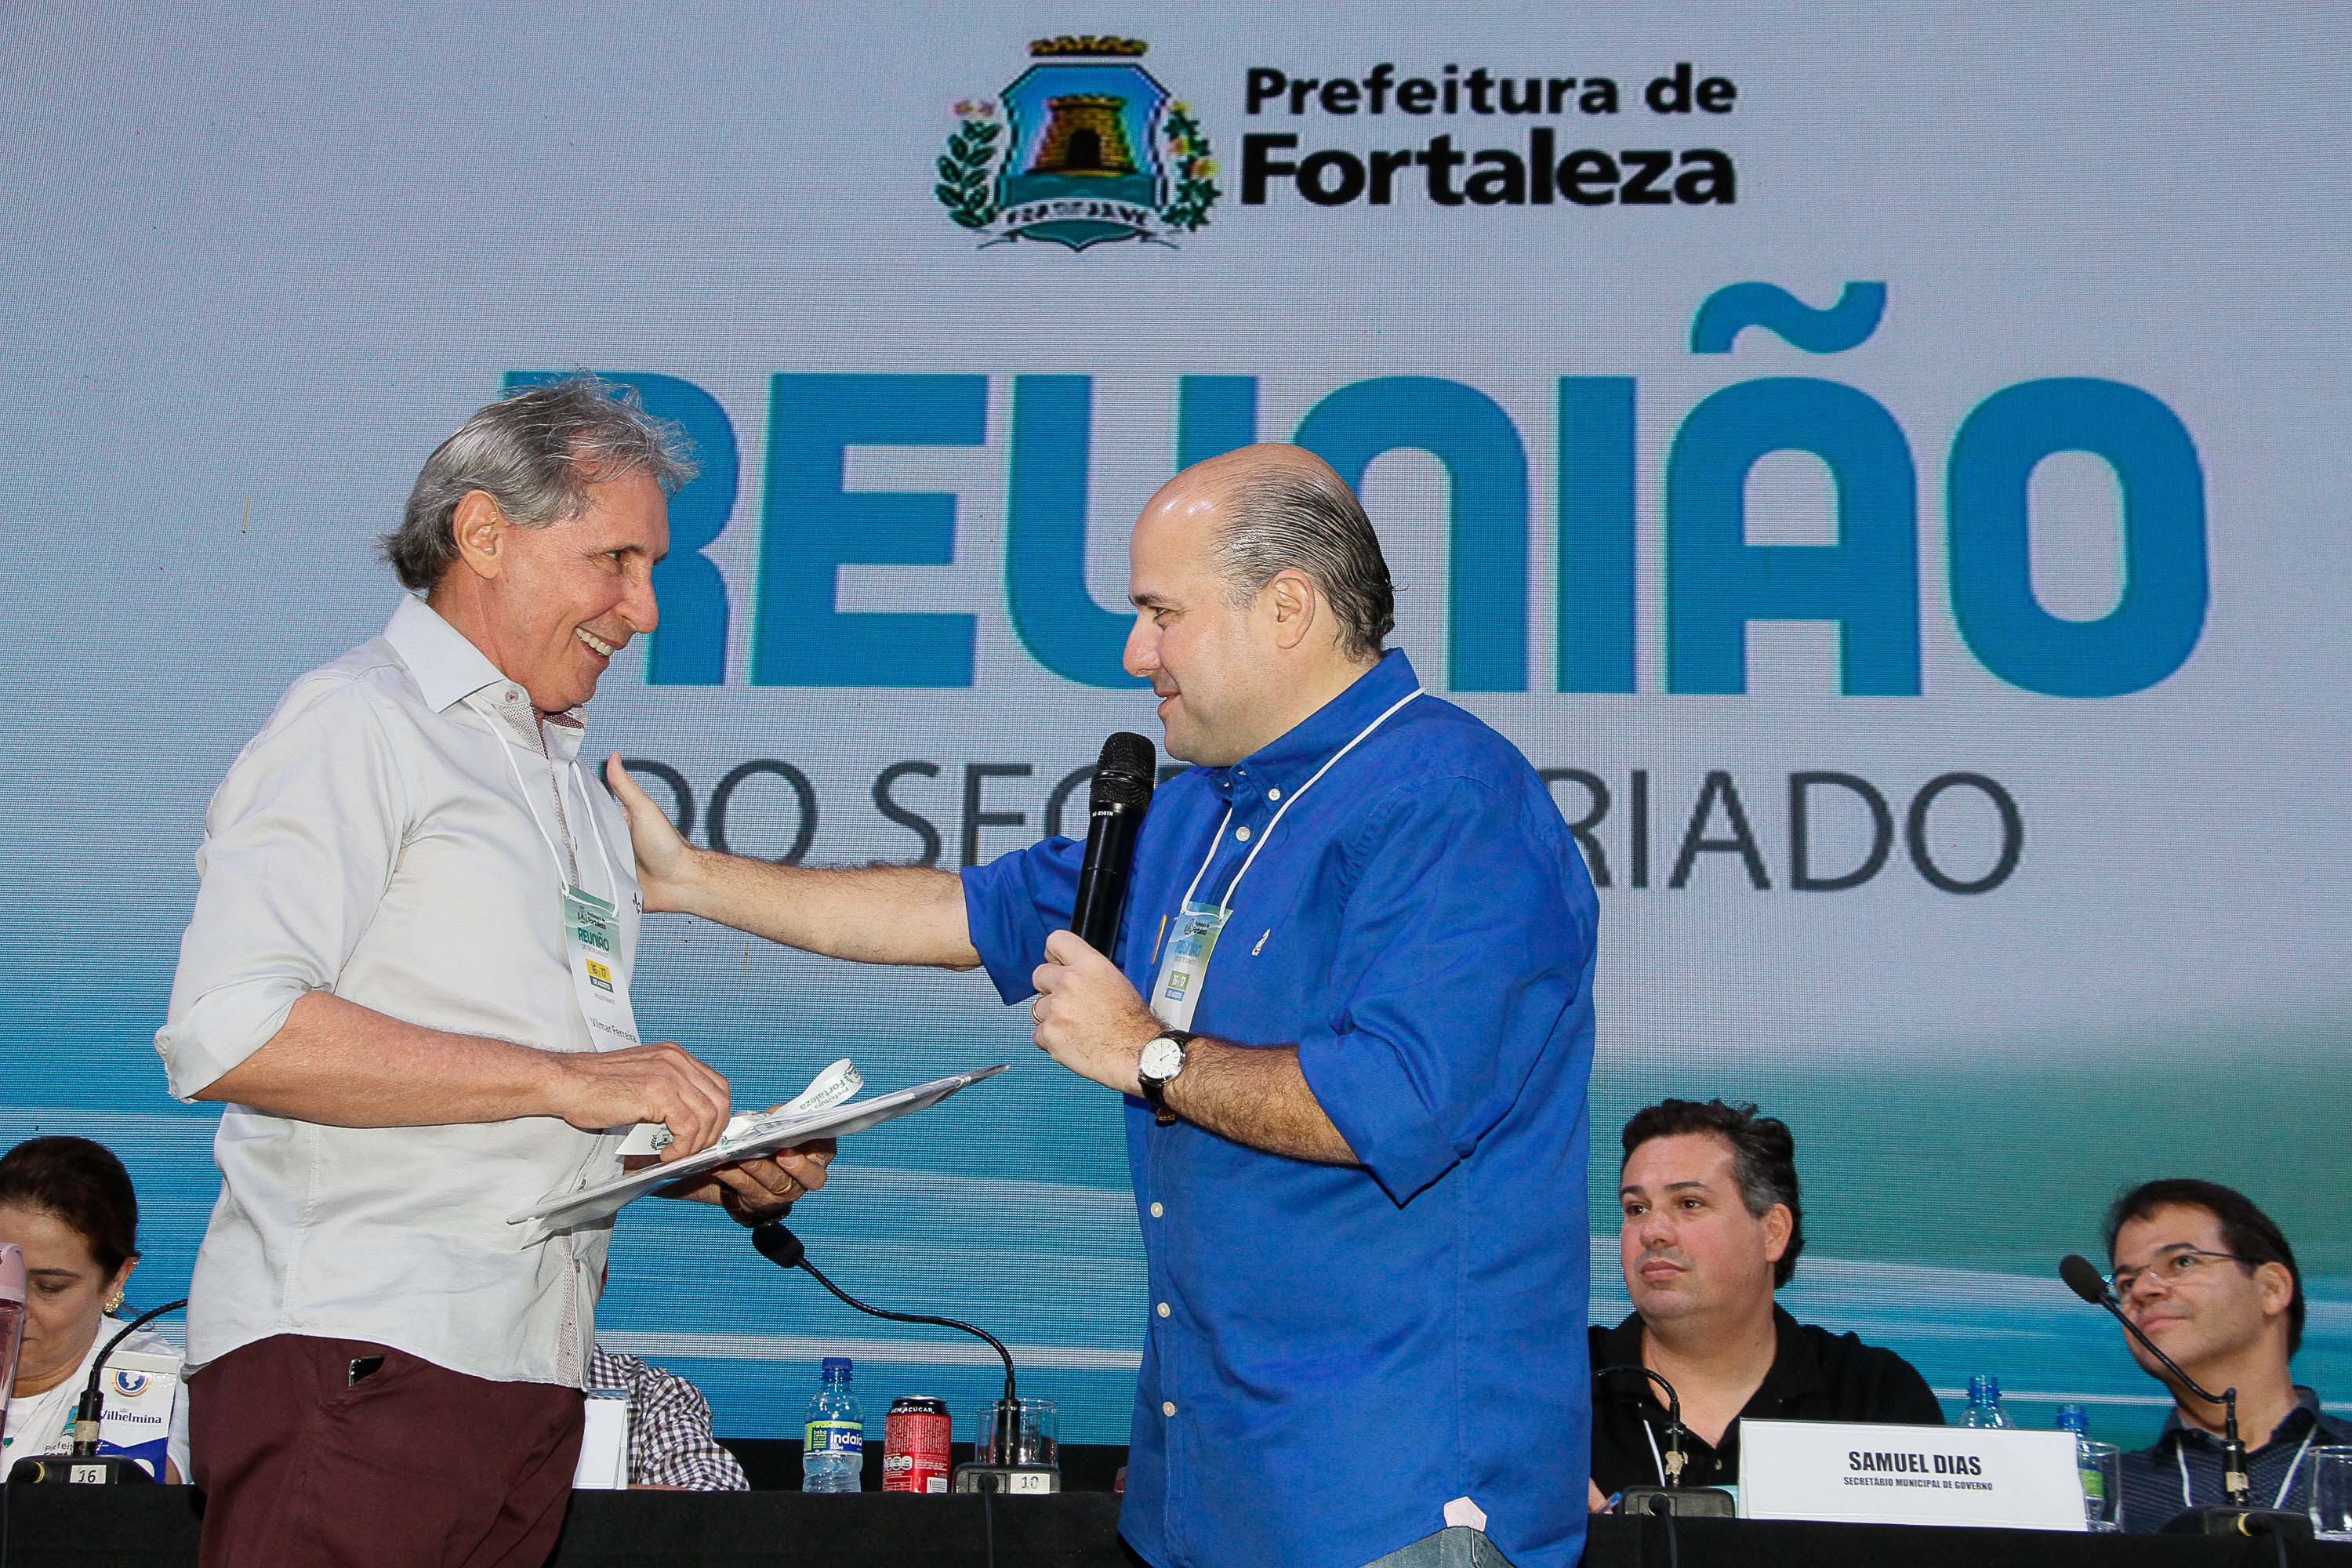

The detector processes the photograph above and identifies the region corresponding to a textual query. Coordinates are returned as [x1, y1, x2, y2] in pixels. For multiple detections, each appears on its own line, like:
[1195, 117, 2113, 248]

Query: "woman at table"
[0, 1135, 189, 1482]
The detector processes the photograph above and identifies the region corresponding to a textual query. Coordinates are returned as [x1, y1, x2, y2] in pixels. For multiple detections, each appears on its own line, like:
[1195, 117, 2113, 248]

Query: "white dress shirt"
[156, 595, 640, 1388]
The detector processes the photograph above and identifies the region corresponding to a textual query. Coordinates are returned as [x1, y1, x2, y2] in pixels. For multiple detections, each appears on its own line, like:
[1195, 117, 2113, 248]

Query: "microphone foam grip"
[752, 1223, 807, 1271]
[2058, 1254, 2109, 1304]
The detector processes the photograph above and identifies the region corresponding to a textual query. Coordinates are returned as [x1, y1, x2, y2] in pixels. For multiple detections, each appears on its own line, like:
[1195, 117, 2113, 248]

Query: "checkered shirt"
[588, 1344, 750, 1491]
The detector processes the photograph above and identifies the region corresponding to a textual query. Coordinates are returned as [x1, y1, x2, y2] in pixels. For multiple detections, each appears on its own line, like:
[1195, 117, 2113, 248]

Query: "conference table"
[10, 1485, 2352, 1567]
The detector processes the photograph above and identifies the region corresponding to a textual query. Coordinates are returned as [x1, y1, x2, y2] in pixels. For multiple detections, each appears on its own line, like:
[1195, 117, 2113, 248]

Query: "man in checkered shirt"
[589, 1343, 749, 1490]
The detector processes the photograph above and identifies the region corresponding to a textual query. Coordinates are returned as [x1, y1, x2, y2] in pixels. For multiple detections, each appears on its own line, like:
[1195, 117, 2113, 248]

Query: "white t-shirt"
[2, 1319, 191, 1482]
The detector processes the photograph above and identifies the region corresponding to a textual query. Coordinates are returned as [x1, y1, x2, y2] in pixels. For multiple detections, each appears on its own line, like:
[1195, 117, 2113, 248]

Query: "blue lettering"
[1665, 379, 1920, 695]
[1294, 376, 1531, 691]
[1006, 376, 1145, 688]
[1947, 379, 2207, 697]
[1559, 377, 1638, 692]
[753, 374, 985, 687]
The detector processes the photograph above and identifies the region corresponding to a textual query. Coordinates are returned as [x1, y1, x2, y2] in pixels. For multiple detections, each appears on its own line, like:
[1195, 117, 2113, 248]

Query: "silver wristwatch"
[1138, 1029, 1194, 1127]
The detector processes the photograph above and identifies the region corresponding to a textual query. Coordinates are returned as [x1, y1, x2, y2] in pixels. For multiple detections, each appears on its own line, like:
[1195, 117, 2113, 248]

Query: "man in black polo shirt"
[2103, 1178, 2349, 1530]
[1588, 1098, 1944, 1508]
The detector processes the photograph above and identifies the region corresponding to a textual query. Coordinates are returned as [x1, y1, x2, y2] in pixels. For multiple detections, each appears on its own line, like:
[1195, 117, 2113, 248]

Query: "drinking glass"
[2310, 1446, 2352, 1542]
[975, 1396, 1059, 1470]
[2078, 1440, 2122, 1532]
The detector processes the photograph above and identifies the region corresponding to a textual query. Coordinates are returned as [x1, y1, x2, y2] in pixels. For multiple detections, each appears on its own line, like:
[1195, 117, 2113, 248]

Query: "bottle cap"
[2055, 1402, 2088, 1435]
[1967, 1373, 1999, 1402]
[822, 1356, 853, 1375]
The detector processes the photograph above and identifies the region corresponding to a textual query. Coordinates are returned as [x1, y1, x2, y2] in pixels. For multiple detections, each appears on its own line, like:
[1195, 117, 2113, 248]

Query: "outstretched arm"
[609, 755, 980, 970]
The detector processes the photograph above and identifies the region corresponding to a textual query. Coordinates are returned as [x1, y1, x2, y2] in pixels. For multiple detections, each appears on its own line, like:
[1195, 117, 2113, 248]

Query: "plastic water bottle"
[1959, 1373, 2012, 1428]
[2056, 1403, 2103, 1517]
[802, 1356, 864, 1493]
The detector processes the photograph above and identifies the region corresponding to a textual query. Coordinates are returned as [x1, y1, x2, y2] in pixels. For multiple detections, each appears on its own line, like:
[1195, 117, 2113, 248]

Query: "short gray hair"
[1213, 466, 1396, 660]
[381, 373, 699, 590]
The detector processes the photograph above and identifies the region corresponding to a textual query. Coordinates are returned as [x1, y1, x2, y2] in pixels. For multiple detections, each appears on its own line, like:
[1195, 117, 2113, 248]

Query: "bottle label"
[806, 1419, 864, 1455]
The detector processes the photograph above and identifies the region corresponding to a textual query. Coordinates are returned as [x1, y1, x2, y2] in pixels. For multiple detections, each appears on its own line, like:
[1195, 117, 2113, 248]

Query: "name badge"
[563, 885, 641, 1053]
[1149, 900, 1228, 1031]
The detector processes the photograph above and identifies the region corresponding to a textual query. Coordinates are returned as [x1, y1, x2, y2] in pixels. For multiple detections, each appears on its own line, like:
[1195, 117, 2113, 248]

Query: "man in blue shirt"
[613, 444, 1599, 1568]
[2103, 1179, 2349, 1530]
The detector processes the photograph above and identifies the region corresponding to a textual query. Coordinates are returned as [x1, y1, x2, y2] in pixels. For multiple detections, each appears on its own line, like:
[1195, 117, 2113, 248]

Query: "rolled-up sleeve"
[154, 677, 409, 1100]
[959, 835, 1083, 1005]
[1295, 775, 1594, 1205]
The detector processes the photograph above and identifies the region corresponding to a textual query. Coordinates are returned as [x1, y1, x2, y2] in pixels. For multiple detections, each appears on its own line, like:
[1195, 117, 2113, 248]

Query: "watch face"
[1139, 1036, 1185, 1081]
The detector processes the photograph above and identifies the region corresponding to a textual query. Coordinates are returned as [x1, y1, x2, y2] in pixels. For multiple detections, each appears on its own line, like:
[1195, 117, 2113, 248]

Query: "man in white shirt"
[155, 376, 829, 1567]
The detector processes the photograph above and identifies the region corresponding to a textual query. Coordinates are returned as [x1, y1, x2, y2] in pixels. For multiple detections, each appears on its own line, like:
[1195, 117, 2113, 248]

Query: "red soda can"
[883, 1396, 952, 1494]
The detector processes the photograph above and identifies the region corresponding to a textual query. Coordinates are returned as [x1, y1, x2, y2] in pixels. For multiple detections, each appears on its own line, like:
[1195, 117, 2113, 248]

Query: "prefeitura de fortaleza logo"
[935, 35, 1218, 250]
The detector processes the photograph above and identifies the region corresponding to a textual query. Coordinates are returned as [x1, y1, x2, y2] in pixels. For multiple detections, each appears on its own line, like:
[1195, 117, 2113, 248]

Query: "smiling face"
[1122, 481, 1280, 767]
[2111, 1203, 2293, 1385]
[0, 1201, 132, 1396]
[431, 466, 668, 714]
[1619, 1132, 1789, 1329]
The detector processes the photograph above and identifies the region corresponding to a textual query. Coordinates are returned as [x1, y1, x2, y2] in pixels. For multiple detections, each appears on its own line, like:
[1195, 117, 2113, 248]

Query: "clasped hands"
[1029, 929, 1163, 1097]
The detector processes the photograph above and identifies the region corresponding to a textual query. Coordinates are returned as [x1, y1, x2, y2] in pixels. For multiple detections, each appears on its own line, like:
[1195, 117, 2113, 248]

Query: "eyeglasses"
[2106, 1247, 2257, 1298]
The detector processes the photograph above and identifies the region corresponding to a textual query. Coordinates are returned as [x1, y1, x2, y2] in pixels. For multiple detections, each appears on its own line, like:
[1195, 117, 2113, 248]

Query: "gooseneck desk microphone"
[1594, 1363, 1736, 1517]
[7, 1296, 189, 1486]
[750, 1222, 1054, 1494]
[2056, 1254, 2309, 1538]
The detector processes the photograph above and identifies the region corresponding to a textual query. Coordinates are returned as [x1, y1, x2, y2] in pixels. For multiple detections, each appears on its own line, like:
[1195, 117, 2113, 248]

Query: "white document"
[572, 1389, 630, 1490]
[1739, 1418, 2086, 1531]
[510, 1063, 1009, 1233]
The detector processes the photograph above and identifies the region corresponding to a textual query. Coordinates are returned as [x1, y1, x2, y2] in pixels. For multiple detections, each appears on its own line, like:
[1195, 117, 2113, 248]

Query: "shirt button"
[1162, 1401, 1177, 1418]
[1156, 1302, 1170, 1318]
[1234, 825, 1252, 842]
[1149, 1202, 1163, 1218]
[1265, 786, 1281, 800]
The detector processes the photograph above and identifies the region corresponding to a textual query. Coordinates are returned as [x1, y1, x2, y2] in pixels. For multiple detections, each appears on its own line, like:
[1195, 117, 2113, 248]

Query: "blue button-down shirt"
[964, 651, 1598, 1568]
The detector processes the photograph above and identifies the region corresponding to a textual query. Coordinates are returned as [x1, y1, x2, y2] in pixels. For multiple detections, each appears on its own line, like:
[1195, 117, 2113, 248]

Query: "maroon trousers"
[189, 1335, 584, 1568]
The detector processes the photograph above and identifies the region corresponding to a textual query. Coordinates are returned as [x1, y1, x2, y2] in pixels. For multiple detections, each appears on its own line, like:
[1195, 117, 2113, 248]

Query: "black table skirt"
[9, 1486, 2352, 1568]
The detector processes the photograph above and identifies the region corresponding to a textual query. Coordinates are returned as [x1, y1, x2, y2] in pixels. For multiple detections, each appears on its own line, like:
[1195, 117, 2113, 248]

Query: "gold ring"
[1031, 998, 1045, 1024]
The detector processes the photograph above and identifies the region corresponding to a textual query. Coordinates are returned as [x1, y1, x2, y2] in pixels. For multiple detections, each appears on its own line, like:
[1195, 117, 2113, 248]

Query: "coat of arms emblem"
[936, 36, 1218, 249]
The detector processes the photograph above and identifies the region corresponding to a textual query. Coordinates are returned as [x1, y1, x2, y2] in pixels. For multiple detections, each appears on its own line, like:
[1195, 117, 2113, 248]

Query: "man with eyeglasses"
[2103, 1178, 2347, 1530]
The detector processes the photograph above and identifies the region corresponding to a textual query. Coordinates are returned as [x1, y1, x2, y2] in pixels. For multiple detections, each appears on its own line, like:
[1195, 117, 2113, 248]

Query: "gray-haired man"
[157, 376, 829, 1567]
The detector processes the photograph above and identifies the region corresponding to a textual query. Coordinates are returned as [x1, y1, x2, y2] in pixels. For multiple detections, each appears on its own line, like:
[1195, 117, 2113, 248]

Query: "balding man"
[612, 445, 1599, 1568]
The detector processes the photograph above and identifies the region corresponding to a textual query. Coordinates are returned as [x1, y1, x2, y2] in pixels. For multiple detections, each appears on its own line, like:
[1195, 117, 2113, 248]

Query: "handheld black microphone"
[1593, 1363, 1735, 1517]
[1068, 732, 1156, 955]
[8, 1296, 188, 1486]
[751, 1223, 1052, 1494]
[2057, 1254, 2308, 1537]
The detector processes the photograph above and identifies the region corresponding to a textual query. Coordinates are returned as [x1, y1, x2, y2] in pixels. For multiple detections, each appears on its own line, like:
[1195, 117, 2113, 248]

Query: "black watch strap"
[1139, 1029, 1194, 1127]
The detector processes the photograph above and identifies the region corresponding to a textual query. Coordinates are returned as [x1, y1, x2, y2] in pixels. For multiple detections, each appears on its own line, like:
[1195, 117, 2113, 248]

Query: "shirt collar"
[1596, 1305, 1821, 1414]
[384, 594, 511, 713]
[382, 595, 589, 743]
[1212, 648, 1420, 803]
[2156, 1386, 2336, 1453]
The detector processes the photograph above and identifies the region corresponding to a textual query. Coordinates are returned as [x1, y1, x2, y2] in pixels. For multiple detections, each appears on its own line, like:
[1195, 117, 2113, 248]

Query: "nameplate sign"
[1739, 1420, 2085, 1531]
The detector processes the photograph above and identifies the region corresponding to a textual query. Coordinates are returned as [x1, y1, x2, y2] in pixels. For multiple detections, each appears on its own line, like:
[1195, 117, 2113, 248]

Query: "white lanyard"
[2176, 1422, 2316, 1509]
[1173, 686, 1425, 917]
[468, 696, 619, 900]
